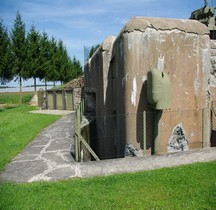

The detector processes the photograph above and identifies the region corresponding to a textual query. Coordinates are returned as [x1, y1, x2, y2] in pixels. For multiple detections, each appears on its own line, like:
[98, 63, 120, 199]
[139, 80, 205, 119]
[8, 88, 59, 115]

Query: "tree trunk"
[45, 78, 47, 91]
[34, 77, 37, 92]
[19, 75, 22, 106]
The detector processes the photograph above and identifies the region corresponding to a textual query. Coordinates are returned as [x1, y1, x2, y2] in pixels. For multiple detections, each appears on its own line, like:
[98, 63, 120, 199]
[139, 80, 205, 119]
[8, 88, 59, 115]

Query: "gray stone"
[13, 154, 37, 162]
[45, 166, 77, 180]
[125, 143, 143, 157]
[42, 152, 73, 165]
[1, 160, 48, 182]
[21, 146, 44, 155]
[45, 139, 72, 152]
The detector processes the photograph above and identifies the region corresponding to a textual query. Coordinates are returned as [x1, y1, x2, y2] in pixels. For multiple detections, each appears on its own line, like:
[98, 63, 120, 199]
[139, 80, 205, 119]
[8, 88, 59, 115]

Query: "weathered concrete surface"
[0, 110, 216, 182]
[121, 17, 209, 34]
[78, 147, 216, 178]
[85, 16, 213, 158]
[117, 17, 211, 154]
[210, 40, 216, 104]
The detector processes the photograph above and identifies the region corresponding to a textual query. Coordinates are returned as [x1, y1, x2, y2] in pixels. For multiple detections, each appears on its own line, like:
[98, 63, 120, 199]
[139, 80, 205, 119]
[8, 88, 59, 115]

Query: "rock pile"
[64, 75, 84, 89]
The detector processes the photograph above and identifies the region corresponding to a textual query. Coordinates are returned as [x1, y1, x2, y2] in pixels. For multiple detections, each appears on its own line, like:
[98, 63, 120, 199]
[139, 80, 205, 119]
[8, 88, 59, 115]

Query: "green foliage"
[59, 56, 82, 84]
[45, 37, 60, 82]
[88, 44, 100, 59]
[0, 106, 60, 171]
[0, 19, 13, 84]
[37, 32, 50, 81]
[55, 39, 70, 83]
[0, 161, 216, 209]
[22, 94, 34, 103]
[26, 25, 41, 90]
[45, 39, 83, 84]
[0, 11, 83, 87]
[10, 11, 27, 81]
[70, 56, 83, 80]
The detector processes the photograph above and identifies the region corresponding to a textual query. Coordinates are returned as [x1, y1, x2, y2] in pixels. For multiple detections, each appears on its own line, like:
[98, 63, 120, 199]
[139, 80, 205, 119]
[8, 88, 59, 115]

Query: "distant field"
[0, 91, 35, 95]
[0, 92, 35, 105]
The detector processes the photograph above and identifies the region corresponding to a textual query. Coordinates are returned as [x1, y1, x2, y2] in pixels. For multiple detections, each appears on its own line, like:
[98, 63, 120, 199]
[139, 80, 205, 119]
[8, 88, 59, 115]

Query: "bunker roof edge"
[119, 16, 210, 35]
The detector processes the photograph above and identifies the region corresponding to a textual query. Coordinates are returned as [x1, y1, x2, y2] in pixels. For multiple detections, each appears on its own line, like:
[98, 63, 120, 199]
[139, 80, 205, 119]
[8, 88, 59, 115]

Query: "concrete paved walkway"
[1, 112, 216, 183]
[1, 113, 76, 182]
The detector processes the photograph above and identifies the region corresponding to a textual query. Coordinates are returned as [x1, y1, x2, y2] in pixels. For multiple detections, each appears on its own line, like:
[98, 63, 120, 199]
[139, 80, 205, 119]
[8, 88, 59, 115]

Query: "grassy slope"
[0, 106, 60, 171]
[0, 161, 215, 210]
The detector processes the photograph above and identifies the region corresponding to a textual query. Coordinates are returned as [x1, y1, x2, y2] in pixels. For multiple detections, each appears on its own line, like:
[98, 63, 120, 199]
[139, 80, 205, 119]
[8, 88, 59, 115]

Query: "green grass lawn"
[0, 106, 60, 171]
[0, 161, 216, 210]
[0, 105, 215, 209]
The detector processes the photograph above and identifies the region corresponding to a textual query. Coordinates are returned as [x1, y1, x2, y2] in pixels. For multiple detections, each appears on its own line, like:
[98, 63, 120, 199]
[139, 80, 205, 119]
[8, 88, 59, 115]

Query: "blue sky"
[0, 0, 208, 86]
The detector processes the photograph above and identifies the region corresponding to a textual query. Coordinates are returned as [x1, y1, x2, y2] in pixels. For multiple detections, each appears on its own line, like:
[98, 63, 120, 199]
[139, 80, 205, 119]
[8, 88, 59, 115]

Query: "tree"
[37, 32, 50, 90]
[65, 56, 82, 83]
[56, 40, 71, 84]
[45, 36, 59, 83]
[4, 11, 83, 91]
[26, 25, 41, 91]
[10, 11, 27, 104]
[0, 19, 13, 84]
[71, 56, 82, 80]
[37, 34, 61, 88]
[88, 44, 100, 59]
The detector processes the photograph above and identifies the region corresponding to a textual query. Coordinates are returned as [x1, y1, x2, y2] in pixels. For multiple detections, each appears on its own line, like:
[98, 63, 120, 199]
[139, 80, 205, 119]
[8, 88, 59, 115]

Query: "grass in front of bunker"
[0, 161, 216, 210]
[0, 105, 61, 171]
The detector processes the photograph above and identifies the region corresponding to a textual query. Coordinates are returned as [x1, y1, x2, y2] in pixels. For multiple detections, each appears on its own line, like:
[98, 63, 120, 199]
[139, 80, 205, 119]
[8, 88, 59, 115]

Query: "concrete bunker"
[83, 16, 216, 160]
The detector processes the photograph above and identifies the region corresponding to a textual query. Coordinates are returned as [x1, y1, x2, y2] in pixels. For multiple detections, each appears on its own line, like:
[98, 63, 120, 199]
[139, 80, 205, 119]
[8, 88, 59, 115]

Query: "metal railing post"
[75, 109, 79, 162]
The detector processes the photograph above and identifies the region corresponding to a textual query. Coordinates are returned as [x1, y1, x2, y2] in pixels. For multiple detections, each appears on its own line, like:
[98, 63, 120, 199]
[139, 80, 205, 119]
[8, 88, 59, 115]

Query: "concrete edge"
[29, 110, 75, 115]
[77, 147, 216, 179]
